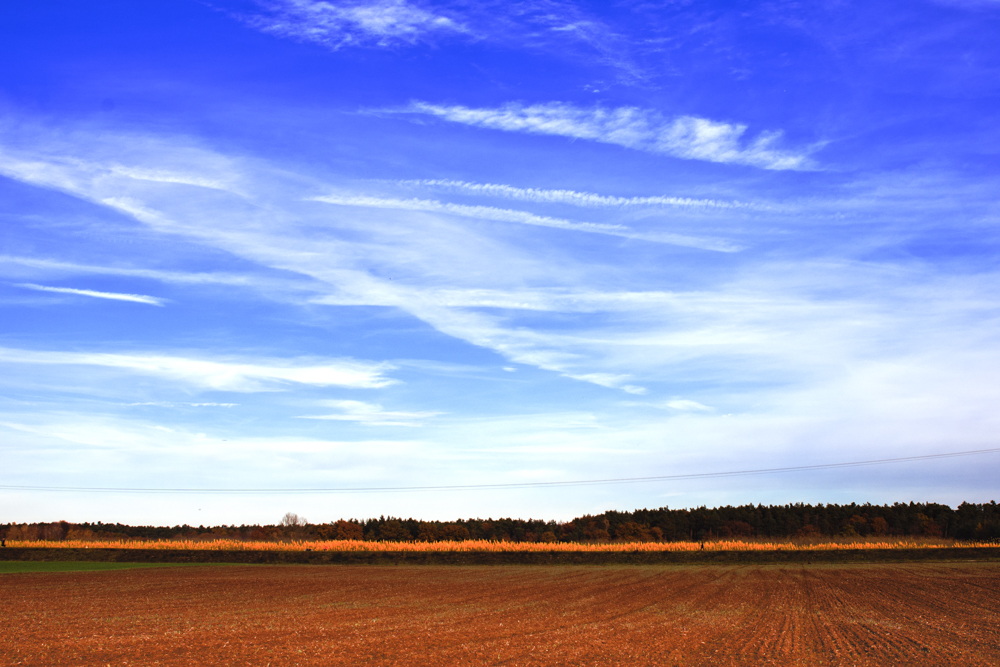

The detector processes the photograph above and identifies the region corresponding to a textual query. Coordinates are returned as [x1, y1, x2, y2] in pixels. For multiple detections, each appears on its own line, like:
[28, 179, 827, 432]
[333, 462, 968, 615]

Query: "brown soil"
[2, 563, 998, 666]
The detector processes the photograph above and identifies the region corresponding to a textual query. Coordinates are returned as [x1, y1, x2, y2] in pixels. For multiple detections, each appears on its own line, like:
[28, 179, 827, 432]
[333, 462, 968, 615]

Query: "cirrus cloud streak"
[16, 283, 165, 306]
[297, 399, 442, 426]
[310, 194, 739, 251]
[0, 348, 396, 392]
[243, 0, 465, 50]
[395, 179, 771, 211]
[402, 101, 812, 170]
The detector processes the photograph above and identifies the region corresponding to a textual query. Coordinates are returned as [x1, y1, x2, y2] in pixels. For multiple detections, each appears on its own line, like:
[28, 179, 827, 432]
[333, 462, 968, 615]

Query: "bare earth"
[2, 563, 998, 666]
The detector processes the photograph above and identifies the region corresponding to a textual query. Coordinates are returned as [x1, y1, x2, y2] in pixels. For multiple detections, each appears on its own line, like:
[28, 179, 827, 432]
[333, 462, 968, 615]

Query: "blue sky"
[1, 0, 998, 525]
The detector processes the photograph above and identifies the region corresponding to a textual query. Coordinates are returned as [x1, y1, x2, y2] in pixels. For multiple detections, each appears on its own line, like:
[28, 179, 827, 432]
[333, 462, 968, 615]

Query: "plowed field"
[3, 563, 998, 666]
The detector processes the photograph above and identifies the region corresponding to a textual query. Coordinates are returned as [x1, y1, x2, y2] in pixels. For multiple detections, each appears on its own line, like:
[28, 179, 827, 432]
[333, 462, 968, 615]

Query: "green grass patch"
[0, 561, 228, 574]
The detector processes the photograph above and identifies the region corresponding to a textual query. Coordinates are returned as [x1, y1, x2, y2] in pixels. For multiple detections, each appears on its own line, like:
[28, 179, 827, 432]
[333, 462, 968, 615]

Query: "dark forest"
[4, 501, 999, 543]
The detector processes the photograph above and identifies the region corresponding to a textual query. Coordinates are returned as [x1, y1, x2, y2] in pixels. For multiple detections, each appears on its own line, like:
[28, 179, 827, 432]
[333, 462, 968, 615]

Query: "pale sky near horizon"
[1, 0, 998, 526]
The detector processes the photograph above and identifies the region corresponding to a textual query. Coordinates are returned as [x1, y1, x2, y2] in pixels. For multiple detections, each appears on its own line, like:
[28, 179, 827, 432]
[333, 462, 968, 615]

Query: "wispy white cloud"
[0, 140, 909, 396]
[665, 399, 713, 411]
[313, 287, 636, 311]
[4, 124, 999, 405]
[297, 399, 441, 426]
[454, 0, 648, 83]
[401, 102, 812, 170]
[127, 402, 239, 407]
[230, 0, 646, 82]
[0, 143, 244, 197]
[244, 0, 465, 49]
[0, 256, 306, 293]
[568, 373, 646, 395]
[394, 179, 769, 211]
[15, 283, 165, 306]
[310, 193, 739, 251]
[0, 414, 430, 479]
[103, 164, 234, 191]
[0, 348, 395, 391]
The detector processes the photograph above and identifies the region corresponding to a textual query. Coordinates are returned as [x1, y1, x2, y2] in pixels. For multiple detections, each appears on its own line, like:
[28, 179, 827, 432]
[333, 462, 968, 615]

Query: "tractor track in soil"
[2, 562, 998, 666]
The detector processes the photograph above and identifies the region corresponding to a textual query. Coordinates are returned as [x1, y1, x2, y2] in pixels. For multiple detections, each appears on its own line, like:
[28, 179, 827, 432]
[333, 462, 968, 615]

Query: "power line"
[2, 446, 998, 495]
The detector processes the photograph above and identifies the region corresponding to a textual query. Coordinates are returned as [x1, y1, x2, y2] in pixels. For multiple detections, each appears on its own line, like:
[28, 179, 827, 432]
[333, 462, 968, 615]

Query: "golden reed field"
[5, 537, 993, 551]
[2, 562, 999, 666]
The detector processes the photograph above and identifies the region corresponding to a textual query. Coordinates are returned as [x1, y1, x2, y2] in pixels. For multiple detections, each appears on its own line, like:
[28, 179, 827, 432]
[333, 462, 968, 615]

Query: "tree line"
[3, 501, 998, 543]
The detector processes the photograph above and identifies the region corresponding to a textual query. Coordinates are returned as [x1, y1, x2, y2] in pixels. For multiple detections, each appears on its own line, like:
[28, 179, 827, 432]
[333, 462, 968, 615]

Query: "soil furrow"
[2, 563, 998, 666]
